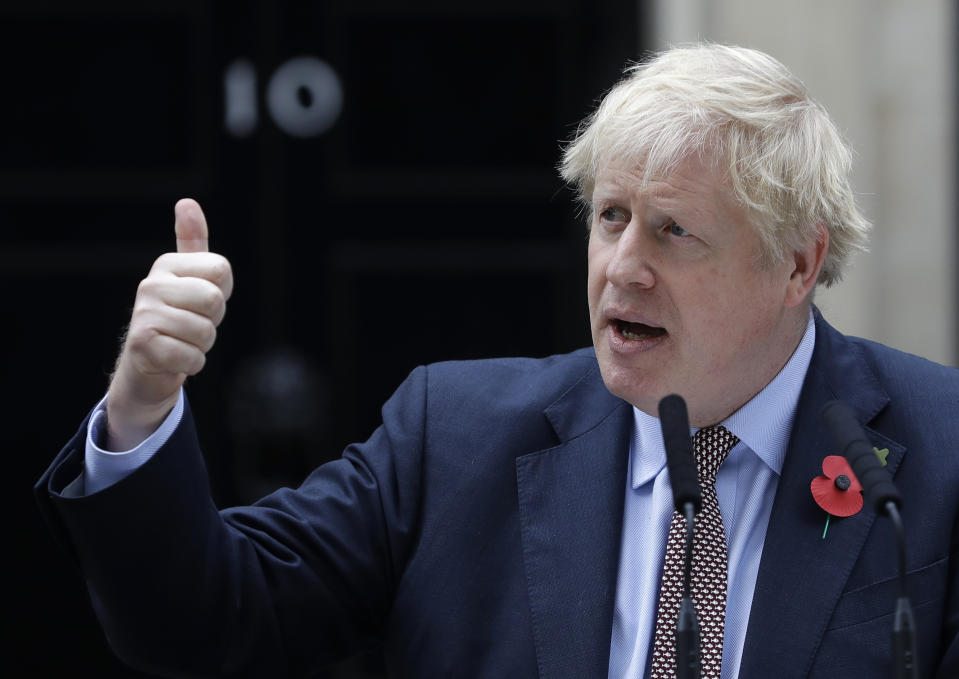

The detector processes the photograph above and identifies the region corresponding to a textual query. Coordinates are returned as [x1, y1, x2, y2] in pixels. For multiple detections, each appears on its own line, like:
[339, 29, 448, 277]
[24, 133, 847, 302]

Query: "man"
[37, 43, 958, 678]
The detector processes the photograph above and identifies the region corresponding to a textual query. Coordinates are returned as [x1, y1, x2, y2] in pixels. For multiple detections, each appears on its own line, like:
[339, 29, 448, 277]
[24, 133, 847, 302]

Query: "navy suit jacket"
[36, 313, 959, 677]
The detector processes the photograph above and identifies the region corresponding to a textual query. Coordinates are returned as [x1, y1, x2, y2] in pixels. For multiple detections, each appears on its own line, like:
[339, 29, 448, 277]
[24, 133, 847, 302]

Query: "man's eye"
[666, 221, 691, 237]
[599, 207, 628, 223]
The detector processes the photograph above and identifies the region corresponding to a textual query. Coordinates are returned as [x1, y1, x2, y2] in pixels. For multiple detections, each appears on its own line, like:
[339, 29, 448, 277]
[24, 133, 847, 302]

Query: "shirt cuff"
[80, 389, 186, 495]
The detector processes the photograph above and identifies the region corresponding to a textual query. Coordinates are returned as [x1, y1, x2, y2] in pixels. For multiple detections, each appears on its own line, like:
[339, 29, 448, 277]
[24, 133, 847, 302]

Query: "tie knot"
[693, 426, 738, 484]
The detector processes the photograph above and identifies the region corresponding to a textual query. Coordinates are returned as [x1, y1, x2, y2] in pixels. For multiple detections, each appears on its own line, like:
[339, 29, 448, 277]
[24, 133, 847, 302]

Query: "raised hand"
[105, 199, 234, 451]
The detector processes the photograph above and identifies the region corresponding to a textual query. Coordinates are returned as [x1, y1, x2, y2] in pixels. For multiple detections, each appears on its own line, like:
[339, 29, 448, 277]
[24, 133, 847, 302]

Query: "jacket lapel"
[739, 313, 907, 677]
[515, 362, 632, 679]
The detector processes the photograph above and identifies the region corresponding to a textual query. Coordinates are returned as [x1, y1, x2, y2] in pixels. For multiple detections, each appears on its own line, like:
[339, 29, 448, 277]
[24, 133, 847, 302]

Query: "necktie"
[649, 426, 739, 679]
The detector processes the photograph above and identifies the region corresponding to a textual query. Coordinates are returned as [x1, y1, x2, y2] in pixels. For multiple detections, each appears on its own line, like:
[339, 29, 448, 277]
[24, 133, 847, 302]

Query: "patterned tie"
[649, 426, 739, 679]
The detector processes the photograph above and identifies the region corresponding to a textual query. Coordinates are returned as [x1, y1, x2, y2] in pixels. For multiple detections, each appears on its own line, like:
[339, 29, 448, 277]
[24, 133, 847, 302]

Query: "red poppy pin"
[810, 455, 863, 539]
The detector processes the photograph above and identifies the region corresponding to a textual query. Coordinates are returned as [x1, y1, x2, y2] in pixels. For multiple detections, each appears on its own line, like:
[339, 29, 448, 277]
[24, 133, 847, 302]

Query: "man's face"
[587, 154, 808, 426]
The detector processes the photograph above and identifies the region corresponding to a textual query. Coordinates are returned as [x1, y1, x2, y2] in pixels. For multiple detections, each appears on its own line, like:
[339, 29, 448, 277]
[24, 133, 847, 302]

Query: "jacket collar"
[516, 359, 632, 678]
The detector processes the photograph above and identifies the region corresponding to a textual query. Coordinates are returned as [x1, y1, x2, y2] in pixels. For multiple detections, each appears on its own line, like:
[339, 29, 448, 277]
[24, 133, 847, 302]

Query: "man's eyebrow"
[590, 191, 623, 205]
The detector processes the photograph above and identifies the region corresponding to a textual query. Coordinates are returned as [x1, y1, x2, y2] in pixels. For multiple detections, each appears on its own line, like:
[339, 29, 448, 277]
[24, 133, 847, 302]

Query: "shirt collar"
[630, 310, 816, 489]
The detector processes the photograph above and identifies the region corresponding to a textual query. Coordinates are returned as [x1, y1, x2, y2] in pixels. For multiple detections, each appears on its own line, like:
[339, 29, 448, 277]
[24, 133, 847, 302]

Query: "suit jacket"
[36, 312, 959, 678]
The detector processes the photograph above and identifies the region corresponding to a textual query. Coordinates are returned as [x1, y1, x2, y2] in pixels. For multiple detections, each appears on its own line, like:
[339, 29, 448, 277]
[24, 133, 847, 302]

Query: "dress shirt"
[607, 311, 816, 679]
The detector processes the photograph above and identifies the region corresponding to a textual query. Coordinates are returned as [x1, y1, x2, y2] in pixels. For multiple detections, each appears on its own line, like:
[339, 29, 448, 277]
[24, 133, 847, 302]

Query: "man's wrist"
[83, 389, 186, 495]
[105, 396, 179, 452]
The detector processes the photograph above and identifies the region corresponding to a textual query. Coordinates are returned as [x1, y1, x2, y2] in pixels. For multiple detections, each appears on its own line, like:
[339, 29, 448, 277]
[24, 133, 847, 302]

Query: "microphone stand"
[886, 502, 918, 679]
[658, 394, 703, 679]
[821, 400, 918, 679]
[677, 502, 701, 679]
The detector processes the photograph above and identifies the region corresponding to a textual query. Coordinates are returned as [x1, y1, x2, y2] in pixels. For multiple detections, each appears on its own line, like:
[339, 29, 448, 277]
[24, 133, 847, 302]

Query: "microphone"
[659, 394, 701, 679]
[820, 400, 901, 513]
[660, 394, 702, 513]
[820, 400, 917, 679]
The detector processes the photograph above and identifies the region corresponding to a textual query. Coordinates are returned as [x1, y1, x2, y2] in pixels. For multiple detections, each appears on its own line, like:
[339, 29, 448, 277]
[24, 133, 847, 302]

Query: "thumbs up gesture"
[105, 199, 234, 450]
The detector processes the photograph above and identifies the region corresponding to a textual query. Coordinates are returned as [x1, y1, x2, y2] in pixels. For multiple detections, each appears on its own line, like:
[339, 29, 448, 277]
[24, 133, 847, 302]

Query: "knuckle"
[142, 332, 168, 359]
[136, 276, 157, 297]
[213, 298, 227, 325]
[124, 325, 153, 354]
[203, 285, 225, 314]
[152, 252, 176, 271]
[210, 257, 232, 284]
[153, 338, 185, 374]
[130, 304, 160, 330]
[185, 351, 207, 376]
[204, 323, 218, 351]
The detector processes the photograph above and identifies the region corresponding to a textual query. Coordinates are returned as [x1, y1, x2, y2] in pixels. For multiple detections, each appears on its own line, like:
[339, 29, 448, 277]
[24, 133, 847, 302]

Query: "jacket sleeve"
[34, 365, 430, 678]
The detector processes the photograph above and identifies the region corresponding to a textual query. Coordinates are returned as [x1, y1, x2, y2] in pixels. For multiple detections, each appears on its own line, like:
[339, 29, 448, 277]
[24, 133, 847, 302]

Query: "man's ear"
[785, 223, 829, 308]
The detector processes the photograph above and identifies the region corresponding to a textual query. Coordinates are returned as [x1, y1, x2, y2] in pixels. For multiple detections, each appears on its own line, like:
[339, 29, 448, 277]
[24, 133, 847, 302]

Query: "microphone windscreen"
[659, 394, 701, 513]
[821, 399, 901, 513]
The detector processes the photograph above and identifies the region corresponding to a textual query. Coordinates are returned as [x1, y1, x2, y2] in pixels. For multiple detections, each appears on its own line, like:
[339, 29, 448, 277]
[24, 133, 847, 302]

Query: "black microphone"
[820, 400, 917, 679]
[820, 400, 901, 513]
[659, 394, 701, 679]
[660, 394, 702, 513]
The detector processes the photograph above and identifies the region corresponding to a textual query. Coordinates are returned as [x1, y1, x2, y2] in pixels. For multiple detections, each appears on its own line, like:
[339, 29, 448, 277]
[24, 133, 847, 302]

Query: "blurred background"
[6, 0, 954, 676]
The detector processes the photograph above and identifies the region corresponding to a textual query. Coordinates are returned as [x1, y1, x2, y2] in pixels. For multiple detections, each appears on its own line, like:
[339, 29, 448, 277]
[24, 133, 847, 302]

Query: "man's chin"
[595, 361, 664, 418]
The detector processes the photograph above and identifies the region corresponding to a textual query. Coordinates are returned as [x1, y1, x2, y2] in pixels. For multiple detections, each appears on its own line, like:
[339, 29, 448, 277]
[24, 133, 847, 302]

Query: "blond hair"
[560, 43, 870, 286]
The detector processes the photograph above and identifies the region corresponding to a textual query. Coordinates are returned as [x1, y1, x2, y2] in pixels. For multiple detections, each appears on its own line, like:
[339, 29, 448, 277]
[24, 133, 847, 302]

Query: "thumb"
[174, 198, 209, 253]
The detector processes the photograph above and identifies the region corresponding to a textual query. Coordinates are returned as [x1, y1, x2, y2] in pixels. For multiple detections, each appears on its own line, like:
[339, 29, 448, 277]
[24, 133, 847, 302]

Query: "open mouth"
[615, 319, 667, 341]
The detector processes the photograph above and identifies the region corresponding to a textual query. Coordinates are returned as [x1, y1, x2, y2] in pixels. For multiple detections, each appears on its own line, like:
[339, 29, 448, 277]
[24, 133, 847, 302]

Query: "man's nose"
[606, 223, 655, 289]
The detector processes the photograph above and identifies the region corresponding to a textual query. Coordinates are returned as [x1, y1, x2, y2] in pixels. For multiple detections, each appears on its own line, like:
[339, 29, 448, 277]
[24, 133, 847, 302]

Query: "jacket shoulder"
[846, 334, 959, 399]
[422, 347, 601, 409]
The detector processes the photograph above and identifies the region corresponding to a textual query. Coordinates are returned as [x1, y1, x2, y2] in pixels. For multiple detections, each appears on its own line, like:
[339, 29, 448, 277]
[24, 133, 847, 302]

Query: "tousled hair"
[560, 43, 870, 286]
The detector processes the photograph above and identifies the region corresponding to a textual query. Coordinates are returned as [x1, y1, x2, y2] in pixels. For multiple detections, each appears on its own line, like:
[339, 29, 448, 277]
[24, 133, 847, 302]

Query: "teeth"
[619, 320, 665, 341]
[622, 328, 650, 341]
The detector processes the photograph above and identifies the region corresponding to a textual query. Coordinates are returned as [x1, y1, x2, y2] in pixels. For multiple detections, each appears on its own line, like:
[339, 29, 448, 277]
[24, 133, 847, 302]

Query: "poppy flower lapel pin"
[811, 456, 862, 538]
[811, 447, 889, 539]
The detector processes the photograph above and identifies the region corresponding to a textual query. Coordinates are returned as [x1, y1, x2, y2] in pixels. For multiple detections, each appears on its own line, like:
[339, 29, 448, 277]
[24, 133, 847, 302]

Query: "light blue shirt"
[607, 312, 816, 679]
